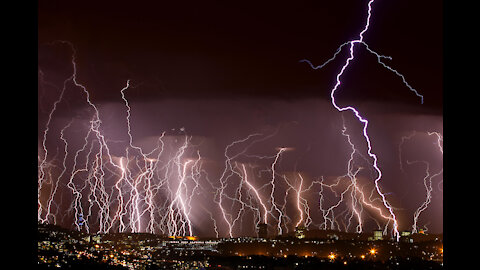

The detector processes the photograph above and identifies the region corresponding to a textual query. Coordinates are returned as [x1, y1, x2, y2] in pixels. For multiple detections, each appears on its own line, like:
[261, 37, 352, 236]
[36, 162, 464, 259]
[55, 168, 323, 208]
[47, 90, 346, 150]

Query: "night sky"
[38, 0, 443, 236]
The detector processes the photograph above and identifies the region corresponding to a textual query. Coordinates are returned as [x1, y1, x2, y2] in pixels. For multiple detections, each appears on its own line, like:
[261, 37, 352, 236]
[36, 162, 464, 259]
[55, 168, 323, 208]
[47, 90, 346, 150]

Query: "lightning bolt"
[268, 147, 287, 236]
[399, 131, 417, 173]
[41, 120, 74, 224]
[406, 160, 442, 234]
[399, 131, 443, 233]
[294, 173, 305, 228]
[240, 163, 268, 224]
[300, 0, 425, 241]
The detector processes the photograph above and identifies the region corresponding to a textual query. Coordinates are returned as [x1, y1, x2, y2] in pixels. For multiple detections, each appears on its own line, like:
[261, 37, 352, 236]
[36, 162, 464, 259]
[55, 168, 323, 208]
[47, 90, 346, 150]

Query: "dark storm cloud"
[38, 0, 441, 113]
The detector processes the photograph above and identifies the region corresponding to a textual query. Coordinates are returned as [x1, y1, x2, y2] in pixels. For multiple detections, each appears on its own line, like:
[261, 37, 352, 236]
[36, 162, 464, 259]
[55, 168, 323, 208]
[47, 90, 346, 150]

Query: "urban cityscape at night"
[38, 0, 443, 269]
[38, 222, 442, 269]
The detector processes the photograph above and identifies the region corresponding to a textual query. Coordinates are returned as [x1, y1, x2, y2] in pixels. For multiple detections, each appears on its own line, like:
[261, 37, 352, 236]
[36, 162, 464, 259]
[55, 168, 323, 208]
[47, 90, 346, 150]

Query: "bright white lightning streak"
[341, 118, 363, 233]
[279, 171, 308, 230]
[109, 157, 127, 233]
[183, 151, 203, 234]
[228, 163, 260, 234]
[120, 79, 150, 158]
[295, 173, 304, 228]
[429, 132, 443, 192]
[300, 0, 426, 241]
[407, 160, 442, 234]
[428, 132, 443, 154]
[240, 163, 268, 224]
[269, 148, 286, 236]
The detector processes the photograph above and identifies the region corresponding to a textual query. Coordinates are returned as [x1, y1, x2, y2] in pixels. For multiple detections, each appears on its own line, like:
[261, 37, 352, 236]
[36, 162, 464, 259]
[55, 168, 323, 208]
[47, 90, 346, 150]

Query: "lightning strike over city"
[37, 0, 443, 269]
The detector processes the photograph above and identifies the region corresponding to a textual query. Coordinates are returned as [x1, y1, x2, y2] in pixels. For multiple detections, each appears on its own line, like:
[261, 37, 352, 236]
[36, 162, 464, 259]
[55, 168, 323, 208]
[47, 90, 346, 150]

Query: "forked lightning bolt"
[300, 0, 424, 241]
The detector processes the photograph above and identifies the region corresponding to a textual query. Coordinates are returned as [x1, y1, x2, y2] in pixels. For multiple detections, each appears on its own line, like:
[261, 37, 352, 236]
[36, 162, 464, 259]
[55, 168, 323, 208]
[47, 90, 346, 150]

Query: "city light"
[38, 222, 443, 269]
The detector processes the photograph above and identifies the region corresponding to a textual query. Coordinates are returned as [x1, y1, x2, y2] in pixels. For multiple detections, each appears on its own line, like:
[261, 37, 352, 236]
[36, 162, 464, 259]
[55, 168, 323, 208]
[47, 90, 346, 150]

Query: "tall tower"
[257, 223, 268, 239]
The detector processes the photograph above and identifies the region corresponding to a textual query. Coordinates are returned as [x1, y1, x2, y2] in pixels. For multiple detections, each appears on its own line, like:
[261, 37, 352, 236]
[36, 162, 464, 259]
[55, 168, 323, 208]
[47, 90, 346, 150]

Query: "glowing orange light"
[369, 249, 376, 255]
[328, 253, 336, 260]
[360, 255, 365, 259]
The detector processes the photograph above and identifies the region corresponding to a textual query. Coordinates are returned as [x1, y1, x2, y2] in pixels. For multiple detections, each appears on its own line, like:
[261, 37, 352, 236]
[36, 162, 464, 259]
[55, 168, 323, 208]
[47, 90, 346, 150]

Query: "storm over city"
[38, 0, 442, 248]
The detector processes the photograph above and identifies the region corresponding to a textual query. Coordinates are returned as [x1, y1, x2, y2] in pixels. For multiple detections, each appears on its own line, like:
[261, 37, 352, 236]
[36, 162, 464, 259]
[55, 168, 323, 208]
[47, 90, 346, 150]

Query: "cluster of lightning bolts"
[37, 43, 396, 237]
[399, 131, 443, 234]
[39, 1, 440, 240]
[38, 41, 204, 236]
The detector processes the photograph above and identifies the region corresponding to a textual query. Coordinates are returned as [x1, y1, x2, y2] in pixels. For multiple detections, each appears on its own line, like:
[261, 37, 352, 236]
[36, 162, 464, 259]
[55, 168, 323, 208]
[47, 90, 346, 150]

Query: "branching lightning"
[399, 131, 443, 233]
[300, 0, 427, 241]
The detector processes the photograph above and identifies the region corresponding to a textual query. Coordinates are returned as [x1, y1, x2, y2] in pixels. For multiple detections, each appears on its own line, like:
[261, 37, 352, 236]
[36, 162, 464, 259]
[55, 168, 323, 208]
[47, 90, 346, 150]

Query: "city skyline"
[37, 222, 443, 269]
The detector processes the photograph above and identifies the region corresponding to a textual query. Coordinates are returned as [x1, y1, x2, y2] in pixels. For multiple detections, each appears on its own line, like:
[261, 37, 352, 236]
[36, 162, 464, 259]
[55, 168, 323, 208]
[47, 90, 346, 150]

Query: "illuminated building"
[92, 234, 102, 243]
[295, 226, 306, 239]
[400, 231, 414, 243]
[372, 230, 383, 241]
[257, 223, 268, 239]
